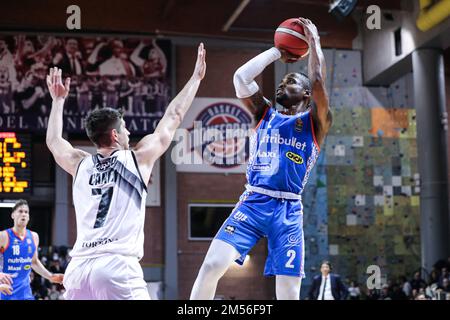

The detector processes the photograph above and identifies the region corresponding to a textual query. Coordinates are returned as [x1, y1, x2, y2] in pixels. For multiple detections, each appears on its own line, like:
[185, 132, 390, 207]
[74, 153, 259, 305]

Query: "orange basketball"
[274, 18, 310, 58]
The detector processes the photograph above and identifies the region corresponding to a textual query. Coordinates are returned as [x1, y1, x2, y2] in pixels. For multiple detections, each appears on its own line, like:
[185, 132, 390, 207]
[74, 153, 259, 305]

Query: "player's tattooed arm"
[299, 18, 332, 145]
[46, 67, 90, 176]
[134, 43, 206, 184]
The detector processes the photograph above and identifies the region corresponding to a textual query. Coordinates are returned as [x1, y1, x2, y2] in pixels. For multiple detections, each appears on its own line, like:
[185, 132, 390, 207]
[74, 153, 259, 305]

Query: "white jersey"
[70, 150, 147, 260]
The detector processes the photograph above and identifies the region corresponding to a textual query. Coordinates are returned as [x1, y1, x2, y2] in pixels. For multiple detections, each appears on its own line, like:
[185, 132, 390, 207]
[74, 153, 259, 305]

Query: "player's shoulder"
[30, 231, 39, 240]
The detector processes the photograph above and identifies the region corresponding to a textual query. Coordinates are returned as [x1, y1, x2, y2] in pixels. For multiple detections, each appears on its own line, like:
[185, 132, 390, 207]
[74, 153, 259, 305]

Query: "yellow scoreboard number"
[0, 132, 31, 194]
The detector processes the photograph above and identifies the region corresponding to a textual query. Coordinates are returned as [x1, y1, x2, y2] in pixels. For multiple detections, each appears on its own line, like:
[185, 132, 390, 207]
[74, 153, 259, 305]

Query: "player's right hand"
[0, 283, 12, 295]
[0, 272, 13, 286]
[46, 67, 71, 101]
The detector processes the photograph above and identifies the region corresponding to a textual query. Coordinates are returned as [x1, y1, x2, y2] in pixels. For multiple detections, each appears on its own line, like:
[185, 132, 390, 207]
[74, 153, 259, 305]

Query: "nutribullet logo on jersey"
[187, 102, 253, 168]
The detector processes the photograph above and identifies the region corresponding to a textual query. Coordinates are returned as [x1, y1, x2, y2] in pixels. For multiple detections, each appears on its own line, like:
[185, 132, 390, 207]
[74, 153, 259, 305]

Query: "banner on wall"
[174, 97, 254, 173]
[76, 146, 160, 207]
[0, 34, 171, 134]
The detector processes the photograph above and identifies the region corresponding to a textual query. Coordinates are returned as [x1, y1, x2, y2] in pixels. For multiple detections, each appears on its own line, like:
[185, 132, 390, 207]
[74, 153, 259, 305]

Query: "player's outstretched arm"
[46, 67, 90, 176]
[233, 46, 299, 123]
[299, 18, 332, 145]
[30, 232, 64, 284]
[134, 43, 206, 184]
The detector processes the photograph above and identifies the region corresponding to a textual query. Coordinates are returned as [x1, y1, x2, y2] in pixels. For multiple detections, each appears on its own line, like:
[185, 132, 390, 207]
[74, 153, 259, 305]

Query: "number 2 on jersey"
[285, 249, 296, 269]
[92, 187, 114, 228]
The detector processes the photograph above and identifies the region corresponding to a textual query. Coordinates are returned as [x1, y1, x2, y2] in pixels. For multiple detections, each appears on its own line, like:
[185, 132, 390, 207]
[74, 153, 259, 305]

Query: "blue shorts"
[215, 190, 305, 278]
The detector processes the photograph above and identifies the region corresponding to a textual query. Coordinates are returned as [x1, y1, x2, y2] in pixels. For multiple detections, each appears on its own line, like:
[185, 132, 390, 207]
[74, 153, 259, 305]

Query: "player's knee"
[201, 257, 227, 276]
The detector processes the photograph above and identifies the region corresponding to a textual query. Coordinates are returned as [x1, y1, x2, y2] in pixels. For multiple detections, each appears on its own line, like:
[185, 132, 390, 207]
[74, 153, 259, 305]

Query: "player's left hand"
[192, 43, 206, 81]
[297, 18, 319, 41]
[46, 67, 70, 101]
[0, 283, 12, 295]
[50, 273, 64, 284]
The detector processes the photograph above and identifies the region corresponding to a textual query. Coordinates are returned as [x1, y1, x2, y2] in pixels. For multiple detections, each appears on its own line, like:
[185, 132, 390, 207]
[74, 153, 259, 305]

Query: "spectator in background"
[400, 276, 412, 297]
[438, 267, 449, 286]
[308, 261, 348, 300]
[438, 278, 450, 293]
[366, 288, 380, 300]
[428, 268, 440, 286]
[390, 282, 407, 300]
[347, 281, 361, 300]
[415, 293, 429, 300]
[410, 271, 427, 291]
[53, 38, 83, 76]
[379, 284, 391, 300]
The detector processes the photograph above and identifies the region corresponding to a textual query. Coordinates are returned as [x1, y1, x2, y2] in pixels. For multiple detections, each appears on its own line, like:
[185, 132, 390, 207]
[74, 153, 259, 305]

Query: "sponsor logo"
[256, 150, 277, 158]
[286, 151, 304, 164]
[288, 234, 302, 245]
[7, 266, 21, 271]
[24, 265, 31, 270]
[233, 211, 248, 222]
[260, 133, 306, 151]
[81, 237, 118, 248]
[251, 164, 271, 171]
[95, 157, 118, 172]
[224, 225, 236, 235]
[189, 102, 253, 168]
[28, 246, 33, 254]
[7, 257, 32, 264]
[294, 118, 303, 132]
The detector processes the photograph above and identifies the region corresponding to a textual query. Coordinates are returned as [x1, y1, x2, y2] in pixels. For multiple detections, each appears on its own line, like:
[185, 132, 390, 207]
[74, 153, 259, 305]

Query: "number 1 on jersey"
[92, 187, 114, 228]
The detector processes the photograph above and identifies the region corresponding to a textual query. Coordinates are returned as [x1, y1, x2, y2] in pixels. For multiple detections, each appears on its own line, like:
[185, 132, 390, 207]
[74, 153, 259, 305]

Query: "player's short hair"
[320, 260, 333, 271]
[285, 72, 312, 92]
[12, 199, 28, 213]
[85, 108, 123, 147]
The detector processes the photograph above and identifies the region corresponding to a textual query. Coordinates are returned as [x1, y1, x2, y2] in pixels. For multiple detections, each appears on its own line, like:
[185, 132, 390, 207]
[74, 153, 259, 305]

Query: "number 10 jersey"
[70, 150, 148, 260]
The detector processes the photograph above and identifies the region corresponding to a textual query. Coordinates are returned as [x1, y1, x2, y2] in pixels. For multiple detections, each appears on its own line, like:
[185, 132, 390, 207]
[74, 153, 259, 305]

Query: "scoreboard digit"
[0, 132, 31, 194]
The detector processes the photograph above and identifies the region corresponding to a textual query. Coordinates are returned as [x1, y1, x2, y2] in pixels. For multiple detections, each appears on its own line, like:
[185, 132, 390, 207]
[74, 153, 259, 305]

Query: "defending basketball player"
[190, 18, 331, 300]
[0, 199, 64, 300]
[45, 43, 206, 300]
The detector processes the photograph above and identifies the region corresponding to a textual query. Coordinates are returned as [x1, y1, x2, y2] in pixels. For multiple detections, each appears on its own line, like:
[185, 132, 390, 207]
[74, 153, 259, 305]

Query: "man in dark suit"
[308, 261, 348, 300]
[53, 38, 83, 76]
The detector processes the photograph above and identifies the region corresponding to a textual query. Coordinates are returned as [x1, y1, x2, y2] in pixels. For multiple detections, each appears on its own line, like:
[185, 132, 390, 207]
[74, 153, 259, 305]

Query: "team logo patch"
[24, 265, 31, 270]
[288, 234, 302, 245]
[294, 118, 303, 132]
[27, 239, 32, 244]
[224, 225, 236, 235]
[286, 151, 304, 164]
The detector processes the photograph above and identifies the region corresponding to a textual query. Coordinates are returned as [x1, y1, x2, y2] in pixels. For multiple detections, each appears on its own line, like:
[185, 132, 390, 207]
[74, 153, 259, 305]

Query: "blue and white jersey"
[0, 229, 36, 300]
[246, 106, 320, 197]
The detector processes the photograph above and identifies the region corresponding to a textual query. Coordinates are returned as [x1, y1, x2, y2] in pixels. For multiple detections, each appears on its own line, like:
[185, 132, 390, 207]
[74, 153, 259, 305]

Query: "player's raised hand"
[0, 283, 12, 295]
[192, 43, 206, 81]
[50, 273, 64, 284]
[46, 67, 71, 100]
[297, 18, 319, 41]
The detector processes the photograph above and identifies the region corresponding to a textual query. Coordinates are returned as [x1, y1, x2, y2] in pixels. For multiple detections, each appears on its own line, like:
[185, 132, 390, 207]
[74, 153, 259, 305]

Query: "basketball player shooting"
[45, 43, 206, 300]
[190, 18, 332, 300]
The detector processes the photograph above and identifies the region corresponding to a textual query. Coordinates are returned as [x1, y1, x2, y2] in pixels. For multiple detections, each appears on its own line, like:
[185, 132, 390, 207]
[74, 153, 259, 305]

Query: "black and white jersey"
[70, 150, 147, 260]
